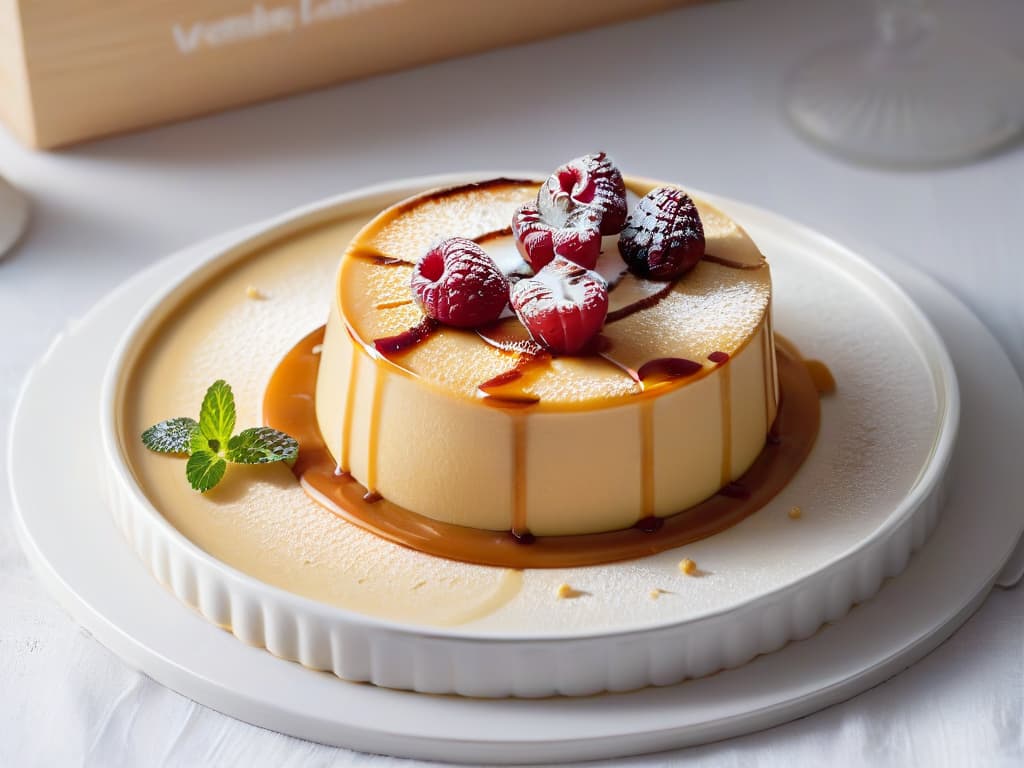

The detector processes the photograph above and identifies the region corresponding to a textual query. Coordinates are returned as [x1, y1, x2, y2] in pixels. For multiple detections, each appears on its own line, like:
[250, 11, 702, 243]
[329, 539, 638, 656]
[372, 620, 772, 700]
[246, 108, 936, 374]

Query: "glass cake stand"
[784, 0, 1024, 167]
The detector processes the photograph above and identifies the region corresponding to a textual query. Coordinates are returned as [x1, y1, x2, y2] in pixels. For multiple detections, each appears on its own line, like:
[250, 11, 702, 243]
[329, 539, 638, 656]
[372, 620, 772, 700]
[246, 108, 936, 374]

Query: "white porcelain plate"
[9, 178, 1024, 762]
[92, 176, 957, 697]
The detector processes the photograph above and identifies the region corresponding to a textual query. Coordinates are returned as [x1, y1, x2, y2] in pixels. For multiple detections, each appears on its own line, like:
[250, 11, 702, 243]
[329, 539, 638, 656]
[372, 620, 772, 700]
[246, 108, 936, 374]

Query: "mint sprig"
[141, 380, 299, 493]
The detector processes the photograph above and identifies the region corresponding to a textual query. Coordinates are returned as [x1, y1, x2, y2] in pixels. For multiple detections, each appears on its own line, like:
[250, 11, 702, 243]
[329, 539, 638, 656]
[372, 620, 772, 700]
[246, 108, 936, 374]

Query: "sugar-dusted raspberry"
[618, 187, 705, 280]
[410, 237, 509, 328]
[509, 257, 609, 355]
[537, 152, 628, 235]
[511, 202, 602, 271]
[512, 153, 627, 272]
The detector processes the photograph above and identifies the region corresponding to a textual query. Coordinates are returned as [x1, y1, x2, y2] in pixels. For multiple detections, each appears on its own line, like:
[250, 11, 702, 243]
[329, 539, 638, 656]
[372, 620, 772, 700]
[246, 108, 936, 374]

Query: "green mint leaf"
[186, 450, 227, 493]
[141, 417, 199, 454]
[189, 427, 234, 457]
[226, 427, 299, 465]
[199, 380, 236, 446]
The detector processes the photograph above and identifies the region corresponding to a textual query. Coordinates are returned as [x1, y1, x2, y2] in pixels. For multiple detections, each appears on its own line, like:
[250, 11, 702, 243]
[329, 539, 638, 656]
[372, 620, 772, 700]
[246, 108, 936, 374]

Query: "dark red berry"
[537, 152, 627, 235]
[511, 202, 602, 271]
[410, 237, 509, 328]
[618, 187, 705, 281]
[509, 257, 609, 355]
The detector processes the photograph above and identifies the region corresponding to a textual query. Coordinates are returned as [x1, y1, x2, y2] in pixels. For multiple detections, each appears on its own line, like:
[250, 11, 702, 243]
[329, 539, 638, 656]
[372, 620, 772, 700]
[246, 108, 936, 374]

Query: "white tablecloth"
[2, 1, 1023, 764]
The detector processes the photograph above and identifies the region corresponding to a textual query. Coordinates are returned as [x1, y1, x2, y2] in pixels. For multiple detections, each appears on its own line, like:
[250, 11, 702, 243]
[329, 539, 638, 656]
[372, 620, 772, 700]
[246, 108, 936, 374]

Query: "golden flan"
[313, 173, 776, 537]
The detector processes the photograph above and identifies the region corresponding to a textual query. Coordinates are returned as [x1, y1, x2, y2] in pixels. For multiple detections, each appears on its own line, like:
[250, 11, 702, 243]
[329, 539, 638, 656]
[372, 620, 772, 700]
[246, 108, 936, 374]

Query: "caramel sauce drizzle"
[374, 298, 414, 310]
[640, 401, 655, 518]
[605, 280, 676, 324]
[762, 323, 773, 435]
[511, 414, 528, 535]
[263, 326, 823, 569]
[478, 363, 545, 406]
[804, 360, 837, 395]
[767, 308, 779, 406]
[363, 362, 384, 500]
[636, 357, 702, 382]
[718, 356, 733, 486]
[373, 317, 438, 356]
[339, 341, 360, 473]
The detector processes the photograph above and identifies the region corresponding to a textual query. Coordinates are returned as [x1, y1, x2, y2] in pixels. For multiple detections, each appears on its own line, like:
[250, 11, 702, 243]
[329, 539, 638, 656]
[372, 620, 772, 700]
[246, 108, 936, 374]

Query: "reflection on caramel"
[637, 357, 702, 384]
[264, 326, 824, 569]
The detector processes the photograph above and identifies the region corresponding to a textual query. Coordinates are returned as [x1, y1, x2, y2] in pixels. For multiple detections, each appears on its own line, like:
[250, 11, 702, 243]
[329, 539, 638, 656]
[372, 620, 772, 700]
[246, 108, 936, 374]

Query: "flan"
[313, 172, 776, 537]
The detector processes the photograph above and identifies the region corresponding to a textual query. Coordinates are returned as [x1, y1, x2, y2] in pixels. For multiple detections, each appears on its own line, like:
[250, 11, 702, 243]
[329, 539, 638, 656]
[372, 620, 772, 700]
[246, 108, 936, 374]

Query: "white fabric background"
[2, 0, 1023, 765]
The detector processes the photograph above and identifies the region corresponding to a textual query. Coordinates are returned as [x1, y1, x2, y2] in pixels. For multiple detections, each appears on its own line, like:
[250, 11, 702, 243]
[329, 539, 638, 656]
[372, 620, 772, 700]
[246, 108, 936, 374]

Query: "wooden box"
[0, 0, 695, 149]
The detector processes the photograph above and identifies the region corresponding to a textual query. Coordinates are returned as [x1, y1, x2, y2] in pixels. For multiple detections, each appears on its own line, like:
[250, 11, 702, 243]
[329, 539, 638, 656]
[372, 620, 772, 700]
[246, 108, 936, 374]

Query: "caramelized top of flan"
[338, 177, 770, 408]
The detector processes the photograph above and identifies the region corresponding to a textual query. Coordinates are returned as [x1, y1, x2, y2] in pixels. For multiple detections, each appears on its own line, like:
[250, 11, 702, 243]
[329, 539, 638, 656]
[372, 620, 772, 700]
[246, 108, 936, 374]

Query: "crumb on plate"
[556, 583, 586, 600]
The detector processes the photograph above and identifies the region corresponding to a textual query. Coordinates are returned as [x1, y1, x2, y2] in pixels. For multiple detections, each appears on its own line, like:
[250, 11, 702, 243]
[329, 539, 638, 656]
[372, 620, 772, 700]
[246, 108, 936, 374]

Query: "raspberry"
[410, 237, 509, 328]
[512, 153, 627, 272]
[537, 152, 627, 235]
[618, 187, 705, 280]
[511, 202, 602, 271]
[509, 257, 609, 355]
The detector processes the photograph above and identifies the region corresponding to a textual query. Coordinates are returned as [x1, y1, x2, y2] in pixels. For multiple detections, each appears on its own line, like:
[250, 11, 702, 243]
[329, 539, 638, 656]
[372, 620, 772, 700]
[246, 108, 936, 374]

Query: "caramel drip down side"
[762, 324, 772, 436]
[339, 341, 360, 473]
[264, 326, 825, 569]
[719, 362, 733, 486]
[511, 414, 528, 535]
[768, 308, 779, 407]
[641, 401, 655, 518]
[364, 362, 385, 500]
